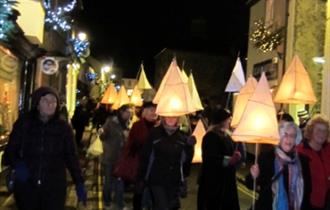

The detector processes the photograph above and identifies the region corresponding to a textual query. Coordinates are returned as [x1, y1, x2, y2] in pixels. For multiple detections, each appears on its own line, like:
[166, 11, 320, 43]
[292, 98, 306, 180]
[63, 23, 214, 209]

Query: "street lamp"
[77, 32, 87, 41]
[101, 65, 112, 83]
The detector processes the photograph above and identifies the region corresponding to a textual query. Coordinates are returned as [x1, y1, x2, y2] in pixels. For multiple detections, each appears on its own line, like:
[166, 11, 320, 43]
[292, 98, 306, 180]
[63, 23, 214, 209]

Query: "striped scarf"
[272, 147, 304, 210]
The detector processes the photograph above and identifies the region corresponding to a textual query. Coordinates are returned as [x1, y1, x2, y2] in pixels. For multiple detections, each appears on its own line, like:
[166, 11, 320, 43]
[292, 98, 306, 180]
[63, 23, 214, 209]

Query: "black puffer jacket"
[5, 115, 84, 187]
[3, 87, 84, 209]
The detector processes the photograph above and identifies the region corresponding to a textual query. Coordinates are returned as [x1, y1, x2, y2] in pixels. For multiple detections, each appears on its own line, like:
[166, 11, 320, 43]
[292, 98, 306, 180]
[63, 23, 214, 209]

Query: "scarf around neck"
[272, 147, 304, 210]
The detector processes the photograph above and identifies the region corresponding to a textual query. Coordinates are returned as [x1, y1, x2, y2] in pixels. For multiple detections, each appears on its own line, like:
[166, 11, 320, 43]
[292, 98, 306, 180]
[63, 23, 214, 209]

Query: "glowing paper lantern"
[112, 86, 130, 110]
[274, 55, 317, 104]
[181, 69, 189, 83]
[137, 63, 152, 90]
[154, 58, 195, 116]
[231, 76, 258, 128]
[153, 59, 180, 104]
[232, 72, 279, 145]
[188, 72, 203, 111]
[101, 83, 117, 104]
[130, 85, 143, 107]
[192, 119, 206, 163]
[225, 57, 246, 92]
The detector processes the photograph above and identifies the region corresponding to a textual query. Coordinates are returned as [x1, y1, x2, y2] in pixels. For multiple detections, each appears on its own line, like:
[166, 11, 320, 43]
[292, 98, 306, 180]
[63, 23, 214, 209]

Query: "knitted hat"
[297, 110, 309, 119]
[211, 108, 231, 125]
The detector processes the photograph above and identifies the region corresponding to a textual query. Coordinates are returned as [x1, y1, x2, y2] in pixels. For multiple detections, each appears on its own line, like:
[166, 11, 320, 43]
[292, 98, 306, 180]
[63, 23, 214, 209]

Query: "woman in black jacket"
[197, 108, 241, 210]
[3, 87, 86, 210]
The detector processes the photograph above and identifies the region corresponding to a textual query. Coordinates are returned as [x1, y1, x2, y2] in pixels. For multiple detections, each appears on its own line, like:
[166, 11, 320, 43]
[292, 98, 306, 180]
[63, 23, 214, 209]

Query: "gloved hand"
[228, 150, 242, 166]
[76, 183, 87, 206]
[187, 135, 197, 146]
[14, 161, 30, 182]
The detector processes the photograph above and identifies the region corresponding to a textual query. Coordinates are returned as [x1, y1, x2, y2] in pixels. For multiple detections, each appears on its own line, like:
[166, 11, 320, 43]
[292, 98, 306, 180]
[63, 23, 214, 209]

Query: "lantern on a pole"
[231, 76, 258, 128]
[225, 57, 246, 92]
[188, 72, 204, 111]
[154, 58, 195, 117]
[274, 55, 317, 104]
[232, 72, 279, 210]
[192, 119, 206, 163]
[137, 63, 153, 90]
[101, 83, 117, 104]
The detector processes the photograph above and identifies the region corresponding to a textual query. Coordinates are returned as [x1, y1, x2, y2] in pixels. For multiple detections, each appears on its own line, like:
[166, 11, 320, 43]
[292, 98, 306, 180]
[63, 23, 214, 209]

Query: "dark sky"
[76, 1, 250, 78]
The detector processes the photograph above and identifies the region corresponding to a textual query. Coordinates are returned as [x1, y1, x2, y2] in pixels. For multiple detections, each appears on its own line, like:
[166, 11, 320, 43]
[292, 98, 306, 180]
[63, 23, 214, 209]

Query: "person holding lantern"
[138, 114, 195, 210]
[296, 115, 330, 210]
[197, 108, 241, 210]
[245, 121, 304, 210]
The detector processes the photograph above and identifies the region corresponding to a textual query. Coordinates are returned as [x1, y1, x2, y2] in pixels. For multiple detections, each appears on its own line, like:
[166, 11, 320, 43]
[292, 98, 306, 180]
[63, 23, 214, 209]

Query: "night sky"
[76, 1, 250, 79]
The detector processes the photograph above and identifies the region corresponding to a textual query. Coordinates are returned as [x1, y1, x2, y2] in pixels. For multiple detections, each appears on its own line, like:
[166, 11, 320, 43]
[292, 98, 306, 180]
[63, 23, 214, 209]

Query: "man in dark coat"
[3, 86, 86, 210]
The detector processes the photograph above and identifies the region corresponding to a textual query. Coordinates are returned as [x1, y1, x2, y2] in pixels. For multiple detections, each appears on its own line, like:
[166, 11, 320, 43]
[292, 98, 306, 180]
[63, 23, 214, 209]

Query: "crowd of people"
[3, 86, 330, 210]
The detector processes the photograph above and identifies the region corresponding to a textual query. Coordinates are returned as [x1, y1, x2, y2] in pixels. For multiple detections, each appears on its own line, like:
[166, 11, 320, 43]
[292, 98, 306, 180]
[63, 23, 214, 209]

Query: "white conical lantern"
[192, 119, 206, 163]
[130, 85, 143, 107]
[225, 57, 246, 92]
[231, 76, 258, 128]
[100, 83, 118, 104]
[112, 86, 130, 110]
[232, 72, 279, 145]
[154, 58, 196, 116]
[137, 63, 152, 90]
[274, 55, 317, 104]
[188, 72, 203, 111]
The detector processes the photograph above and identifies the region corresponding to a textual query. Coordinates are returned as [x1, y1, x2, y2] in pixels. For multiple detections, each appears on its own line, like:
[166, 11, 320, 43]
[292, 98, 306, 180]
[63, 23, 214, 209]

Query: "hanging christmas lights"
[43, 0, 76, 31]
[70, 37, 90, 58]
[250, 20, 285, 53]
[0, 0, 16, 41]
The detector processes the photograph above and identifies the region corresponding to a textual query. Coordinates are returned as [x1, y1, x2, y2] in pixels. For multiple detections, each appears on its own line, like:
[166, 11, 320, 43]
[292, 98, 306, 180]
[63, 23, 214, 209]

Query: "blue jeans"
[102, 164, 124, 209]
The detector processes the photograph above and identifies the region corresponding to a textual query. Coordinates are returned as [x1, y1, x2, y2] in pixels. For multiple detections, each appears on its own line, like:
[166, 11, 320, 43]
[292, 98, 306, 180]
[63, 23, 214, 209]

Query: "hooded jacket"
[4, 86, 84, 191]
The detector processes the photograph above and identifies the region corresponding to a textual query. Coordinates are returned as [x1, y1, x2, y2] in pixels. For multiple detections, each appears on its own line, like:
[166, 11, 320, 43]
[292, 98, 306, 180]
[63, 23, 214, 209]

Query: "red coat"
[296, 142, 330, 208]
[126, 119, 155, 156]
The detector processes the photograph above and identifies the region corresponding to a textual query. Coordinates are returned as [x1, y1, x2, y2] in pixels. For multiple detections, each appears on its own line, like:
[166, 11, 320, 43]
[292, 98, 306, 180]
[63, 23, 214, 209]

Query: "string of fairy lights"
[42, 0, 89, 58]
[250, 20, 285, 53]
[0, 0, 17, 41]
[43, 0, 76, 31]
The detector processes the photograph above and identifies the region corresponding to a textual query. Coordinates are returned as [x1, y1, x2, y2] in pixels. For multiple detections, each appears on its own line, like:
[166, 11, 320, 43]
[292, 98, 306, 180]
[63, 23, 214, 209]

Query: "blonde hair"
[304, 114, 330, 140]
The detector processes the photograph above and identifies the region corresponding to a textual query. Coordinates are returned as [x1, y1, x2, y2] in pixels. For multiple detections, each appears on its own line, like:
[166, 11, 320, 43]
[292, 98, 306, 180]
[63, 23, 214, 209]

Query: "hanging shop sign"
[40, 57, 59, 75]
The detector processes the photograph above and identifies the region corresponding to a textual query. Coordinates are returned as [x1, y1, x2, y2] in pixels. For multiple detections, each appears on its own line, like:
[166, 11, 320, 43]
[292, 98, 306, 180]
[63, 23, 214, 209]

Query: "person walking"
[296, 115, 330, 210]
[197, 108, 241, 210]
[99, 104, 133, 210]
[3, 86, 87, 210]
[245, 121, 304, 210]
[124, 102, 158, 210]
[138, 115, 194, 210]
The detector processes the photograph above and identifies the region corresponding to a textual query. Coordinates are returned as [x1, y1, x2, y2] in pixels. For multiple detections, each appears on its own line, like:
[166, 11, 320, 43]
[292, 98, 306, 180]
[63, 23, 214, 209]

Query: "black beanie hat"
[142, 101, 156, 110]
[211, 108, 231, 125]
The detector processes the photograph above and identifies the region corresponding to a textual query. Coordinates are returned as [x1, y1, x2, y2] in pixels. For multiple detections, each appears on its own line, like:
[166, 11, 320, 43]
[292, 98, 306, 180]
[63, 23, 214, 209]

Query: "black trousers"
[149, 185, 180, 210]
[14, 181, 66, 210]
